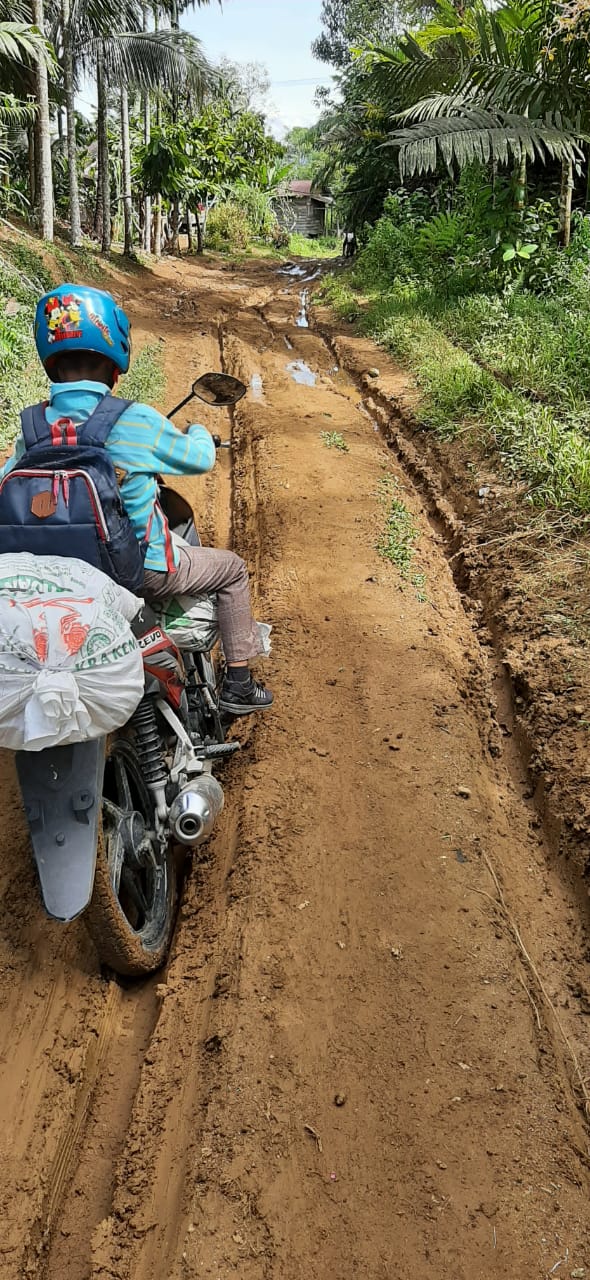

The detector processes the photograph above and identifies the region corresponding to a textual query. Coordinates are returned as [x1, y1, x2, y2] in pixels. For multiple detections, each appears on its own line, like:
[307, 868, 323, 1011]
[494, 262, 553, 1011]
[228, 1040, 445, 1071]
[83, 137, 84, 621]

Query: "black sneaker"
[219, 674, 274, 716]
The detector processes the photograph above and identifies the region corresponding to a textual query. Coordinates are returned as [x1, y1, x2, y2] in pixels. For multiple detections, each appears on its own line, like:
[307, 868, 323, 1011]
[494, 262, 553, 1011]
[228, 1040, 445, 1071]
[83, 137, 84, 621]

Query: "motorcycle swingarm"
[16, 738, 106, 922]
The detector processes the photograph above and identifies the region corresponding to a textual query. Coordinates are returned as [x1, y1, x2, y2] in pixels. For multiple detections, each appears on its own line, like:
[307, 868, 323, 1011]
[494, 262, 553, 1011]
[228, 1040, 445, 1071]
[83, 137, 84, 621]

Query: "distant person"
[342, 230, 357, 259]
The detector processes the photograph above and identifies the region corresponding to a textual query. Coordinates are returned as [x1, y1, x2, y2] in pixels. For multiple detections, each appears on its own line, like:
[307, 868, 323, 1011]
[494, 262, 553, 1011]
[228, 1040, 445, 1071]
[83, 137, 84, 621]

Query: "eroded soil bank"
[0, 249, 589, 1280]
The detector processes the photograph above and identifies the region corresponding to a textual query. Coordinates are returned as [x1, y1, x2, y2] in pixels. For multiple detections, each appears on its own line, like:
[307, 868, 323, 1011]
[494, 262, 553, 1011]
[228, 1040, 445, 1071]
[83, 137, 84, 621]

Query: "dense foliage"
[307, 0, 590, 521]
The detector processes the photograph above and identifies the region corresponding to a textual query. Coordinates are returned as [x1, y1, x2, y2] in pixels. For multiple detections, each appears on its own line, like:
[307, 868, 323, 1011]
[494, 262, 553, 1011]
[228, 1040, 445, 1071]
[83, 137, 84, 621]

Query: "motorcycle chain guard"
[16, 738, 106, 922]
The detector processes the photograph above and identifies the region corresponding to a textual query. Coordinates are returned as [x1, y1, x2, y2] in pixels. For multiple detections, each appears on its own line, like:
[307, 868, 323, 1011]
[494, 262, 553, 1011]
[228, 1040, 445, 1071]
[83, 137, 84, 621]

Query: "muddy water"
[286, 358, 317, 386]
[295, 288, 310, 327]
[0, 253, 589, 1280]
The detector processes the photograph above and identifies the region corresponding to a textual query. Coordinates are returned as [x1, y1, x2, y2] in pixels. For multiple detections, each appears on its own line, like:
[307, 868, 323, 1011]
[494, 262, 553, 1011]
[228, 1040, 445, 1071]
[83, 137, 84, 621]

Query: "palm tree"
[56, 0, 211, 254]
[60, 0, 81, 243]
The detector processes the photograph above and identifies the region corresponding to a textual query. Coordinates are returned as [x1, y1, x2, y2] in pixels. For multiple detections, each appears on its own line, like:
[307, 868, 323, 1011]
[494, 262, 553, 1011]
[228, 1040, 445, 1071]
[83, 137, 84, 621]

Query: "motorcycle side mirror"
[192, 373, 247, 407]
[168, 372, 248, 419]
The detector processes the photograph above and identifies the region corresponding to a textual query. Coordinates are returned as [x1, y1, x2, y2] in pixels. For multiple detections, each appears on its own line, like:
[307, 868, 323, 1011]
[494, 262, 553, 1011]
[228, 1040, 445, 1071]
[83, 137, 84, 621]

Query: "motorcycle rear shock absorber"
[130, 697, 168, 822]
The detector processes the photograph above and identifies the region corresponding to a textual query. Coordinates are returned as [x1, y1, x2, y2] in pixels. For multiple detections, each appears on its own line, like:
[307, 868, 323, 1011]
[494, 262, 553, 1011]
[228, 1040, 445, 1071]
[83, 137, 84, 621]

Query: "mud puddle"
[286, 358, 317, 386]
[249, 372, 265, 401]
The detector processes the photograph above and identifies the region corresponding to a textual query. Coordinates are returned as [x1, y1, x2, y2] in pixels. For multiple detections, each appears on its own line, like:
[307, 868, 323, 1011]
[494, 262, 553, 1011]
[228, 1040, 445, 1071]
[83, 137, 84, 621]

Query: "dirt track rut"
[0, 254, 590, 1280]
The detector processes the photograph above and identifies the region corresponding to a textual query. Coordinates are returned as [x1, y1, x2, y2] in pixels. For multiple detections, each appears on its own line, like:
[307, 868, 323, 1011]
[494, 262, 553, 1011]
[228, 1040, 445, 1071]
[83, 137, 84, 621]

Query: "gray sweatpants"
[143, 544, 262, 664]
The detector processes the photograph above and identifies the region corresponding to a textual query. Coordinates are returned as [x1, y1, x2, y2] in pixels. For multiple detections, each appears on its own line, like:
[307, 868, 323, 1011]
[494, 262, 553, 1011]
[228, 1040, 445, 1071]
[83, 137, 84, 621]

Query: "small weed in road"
[377, 475, 426, 598]
[321, 430, 349, 452]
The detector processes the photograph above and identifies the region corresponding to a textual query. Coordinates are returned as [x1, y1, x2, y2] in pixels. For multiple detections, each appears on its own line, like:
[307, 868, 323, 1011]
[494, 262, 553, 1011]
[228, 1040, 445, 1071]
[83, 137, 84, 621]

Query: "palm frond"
[89, 30, 212, 98]
[0, 21, 55, 69]
[0, 92, 36, 126]
[384, 106, 584, 179]
[466, 56, 586, 120]
[359, 38, 458, 116]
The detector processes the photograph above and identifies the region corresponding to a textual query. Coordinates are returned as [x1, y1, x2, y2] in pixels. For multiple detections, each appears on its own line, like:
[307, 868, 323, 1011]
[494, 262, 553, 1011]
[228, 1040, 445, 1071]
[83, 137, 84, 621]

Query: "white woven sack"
[0, 552, 143, 621]
[0, 573, 144, 750]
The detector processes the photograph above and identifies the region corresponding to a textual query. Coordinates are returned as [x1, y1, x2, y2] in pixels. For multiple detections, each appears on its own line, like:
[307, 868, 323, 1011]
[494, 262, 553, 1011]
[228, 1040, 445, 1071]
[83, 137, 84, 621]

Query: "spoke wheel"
[85, 739, 177, 977]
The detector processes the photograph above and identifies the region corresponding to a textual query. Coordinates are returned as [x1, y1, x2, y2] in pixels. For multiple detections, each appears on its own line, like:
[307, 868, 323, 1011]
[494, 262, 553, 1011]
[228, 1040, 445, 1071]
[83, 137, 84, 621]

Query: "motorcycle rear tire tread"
[85, 824, 178, 977]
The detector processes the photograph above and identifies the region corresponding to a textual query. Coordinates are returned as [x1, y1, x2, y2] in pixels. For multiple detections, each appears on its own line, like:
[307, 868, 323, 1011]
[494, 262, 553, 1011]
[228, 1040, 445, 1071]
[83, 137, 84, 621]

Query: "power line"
[269, 77, 332, 86]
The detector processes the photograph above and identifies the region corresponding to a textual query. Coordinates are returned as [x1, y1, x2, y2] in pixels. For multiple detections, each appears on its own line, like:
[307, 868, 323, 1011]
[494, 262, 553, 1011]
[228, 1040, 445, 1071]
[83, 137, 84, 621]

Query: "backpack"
[0, 394, 146, 593]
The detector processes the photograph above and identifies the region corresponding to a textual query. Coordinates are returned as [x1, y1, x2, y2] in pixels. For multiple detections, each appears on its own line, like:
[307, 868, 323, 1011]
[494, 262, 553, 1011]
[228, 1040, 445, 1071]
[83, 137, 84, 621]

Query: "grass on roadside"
[376, 474, 426, 599]
[317, 275, 590, 517]
[119, 342, 167, 407]
[289, 233, 340, 260]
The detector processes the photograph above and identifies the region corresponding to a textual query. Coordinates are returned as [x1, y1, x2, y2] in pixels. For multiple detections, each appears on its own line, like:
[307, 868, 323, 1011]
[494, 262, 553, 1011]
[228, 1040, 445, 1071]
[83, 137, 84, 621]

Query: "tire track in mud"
[41, 310, 242, 1277]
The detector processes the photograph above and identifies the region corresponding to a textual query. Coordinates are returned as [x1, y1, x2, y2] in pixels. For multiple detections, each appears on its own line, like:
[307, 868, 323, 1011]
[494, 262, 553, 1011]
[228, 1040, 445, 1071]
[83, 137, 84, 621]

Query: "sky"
[184, 0, 334, 136]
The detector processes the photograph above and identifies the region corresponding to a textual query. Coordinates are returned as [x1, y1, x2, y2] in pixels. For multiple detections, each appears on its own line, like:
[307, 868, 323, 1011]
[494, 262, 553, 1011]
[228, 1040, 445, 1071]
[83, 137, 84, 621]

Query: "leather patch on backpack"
[31, 490, 57, 519]
[114, 466, 127, 486]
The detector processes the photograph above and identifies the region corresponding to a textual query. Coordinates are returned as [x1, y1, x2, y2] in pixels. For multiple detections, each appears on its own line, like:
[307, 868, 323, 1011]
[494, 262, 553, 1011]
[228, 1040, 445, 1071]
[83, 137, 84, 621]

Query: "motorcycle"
[14, 370, 247, 977]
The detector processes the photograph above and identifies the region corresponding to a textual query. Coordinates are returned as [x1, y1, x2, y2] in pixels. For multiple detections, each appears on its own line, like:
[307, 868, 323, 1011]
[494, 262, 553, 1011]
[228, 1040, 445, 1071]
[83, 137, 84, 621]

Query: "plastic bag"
[0, 557, 145, 751]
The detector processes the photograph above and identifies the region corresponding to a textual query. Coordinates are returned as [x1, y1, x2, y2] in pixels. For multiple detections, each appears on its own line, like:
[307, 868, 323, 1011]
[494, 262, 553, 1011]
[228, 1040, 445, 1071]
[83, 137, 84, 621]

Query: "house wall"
[276, 197, 327, 237]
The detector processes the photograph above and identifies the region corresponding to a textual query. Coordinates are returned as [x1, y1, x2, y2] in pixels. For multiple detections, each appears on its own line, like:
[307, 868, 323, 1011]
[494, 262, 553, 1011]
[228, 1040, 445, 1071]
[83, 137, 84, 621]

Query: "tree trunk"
[120, 85, 133, 256]
[154, 197, 163, 258]
[61, 0, 82, 246]
[32, 0, 54, 241]
[513, 154, 527, 214]
[170, 197, 180, 254]
[185, 204, 193, 252]
[142, 5, 151, 251]
[195, 209, 203, 254]
[96, 43, 111, 255]
[153, 29, 162, 260]
[559, 156, 574, 247]
[143, 97, 151, 251]
[27, 126, 36, 210]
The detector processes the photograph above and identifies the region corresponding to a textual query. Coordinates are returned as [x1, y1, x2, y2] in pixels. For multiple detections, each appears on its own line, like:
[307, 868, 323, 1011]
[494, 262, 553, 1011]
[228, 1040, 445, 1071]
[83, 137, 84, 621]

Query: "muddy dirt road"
[1, 253, 590, 1280]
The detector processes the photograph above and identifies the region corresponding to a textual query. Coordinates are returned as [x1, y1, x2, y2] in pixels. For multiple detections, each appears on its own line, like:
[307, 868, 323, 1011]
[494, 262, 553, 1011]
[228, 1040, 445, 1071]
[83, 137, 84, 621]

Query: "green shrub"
[0, 254, 48, 451]
[206, 202, 252, 251]
[231, 184, 277, 241]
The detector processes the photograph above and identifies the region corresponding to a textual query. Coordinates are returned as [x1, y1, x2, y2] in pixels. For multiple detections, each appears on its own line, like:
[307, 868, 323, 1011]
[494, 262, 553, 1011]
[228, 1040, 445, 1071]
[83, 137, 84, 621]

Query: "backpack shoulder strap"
[77, 395, 134, 447]
[20, 402, 52, 450]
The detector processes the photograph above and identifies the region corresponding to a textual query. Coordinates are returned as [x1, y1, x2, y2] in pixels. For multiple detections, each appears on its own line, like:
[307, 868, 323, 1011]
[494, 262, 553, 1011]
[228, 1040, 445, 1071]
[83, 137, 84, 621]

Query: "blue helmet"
[34, 284, 131, 374]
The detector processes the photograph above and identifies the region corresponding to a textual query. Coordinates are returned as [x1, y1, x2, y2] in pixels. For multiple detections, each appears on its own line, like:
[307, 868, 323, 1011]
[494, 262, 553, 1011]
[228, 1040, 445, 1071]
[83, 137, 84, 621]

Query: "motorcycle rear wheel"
[85, 739, 178, 977]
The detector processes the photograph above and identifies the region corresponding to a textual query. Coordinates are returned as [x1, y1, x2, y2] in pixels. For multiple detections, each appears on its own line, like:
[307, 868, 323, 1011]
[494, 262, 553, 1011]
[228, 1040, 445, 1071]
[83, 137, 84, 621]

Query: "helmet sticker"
[88, 308, 114, 346]
[44, 293, 83, 344]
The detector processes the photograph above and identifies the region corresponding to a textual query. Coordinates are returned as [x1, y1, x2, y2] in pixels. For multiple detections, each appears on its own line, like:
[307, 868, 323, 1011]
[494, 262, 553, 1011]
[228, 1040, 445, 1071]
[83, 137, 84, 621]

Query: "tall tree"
[31, 0, 54, 240]
[61, 0, 82, 245]
[312, 0, 406, 68]
[142, 3, 151, 251]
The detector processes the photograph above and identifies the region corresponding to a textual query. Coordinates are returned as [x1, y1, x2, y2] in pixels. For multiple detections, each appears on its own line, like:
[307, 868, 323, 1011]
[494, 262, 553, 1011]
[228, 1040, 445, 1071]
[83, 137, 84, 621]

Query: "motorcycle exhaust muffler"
[168, 774, 224, 846]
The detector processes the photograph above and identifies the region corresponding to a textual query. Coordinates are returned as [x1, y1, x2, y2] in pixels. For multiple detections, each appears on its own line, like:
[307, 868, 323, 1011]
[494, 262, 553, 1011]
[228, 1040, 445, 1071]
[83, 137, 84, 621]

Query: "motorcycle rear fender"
[16, 738, 106, 923]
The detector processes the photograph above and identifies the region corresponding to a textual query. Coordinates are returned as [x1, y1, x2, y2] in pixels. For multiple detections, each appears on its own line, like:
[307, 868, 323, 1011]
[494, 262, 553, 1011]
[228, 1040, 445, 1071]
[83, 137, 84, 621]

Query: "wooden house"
[275, 180, 333, 238]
